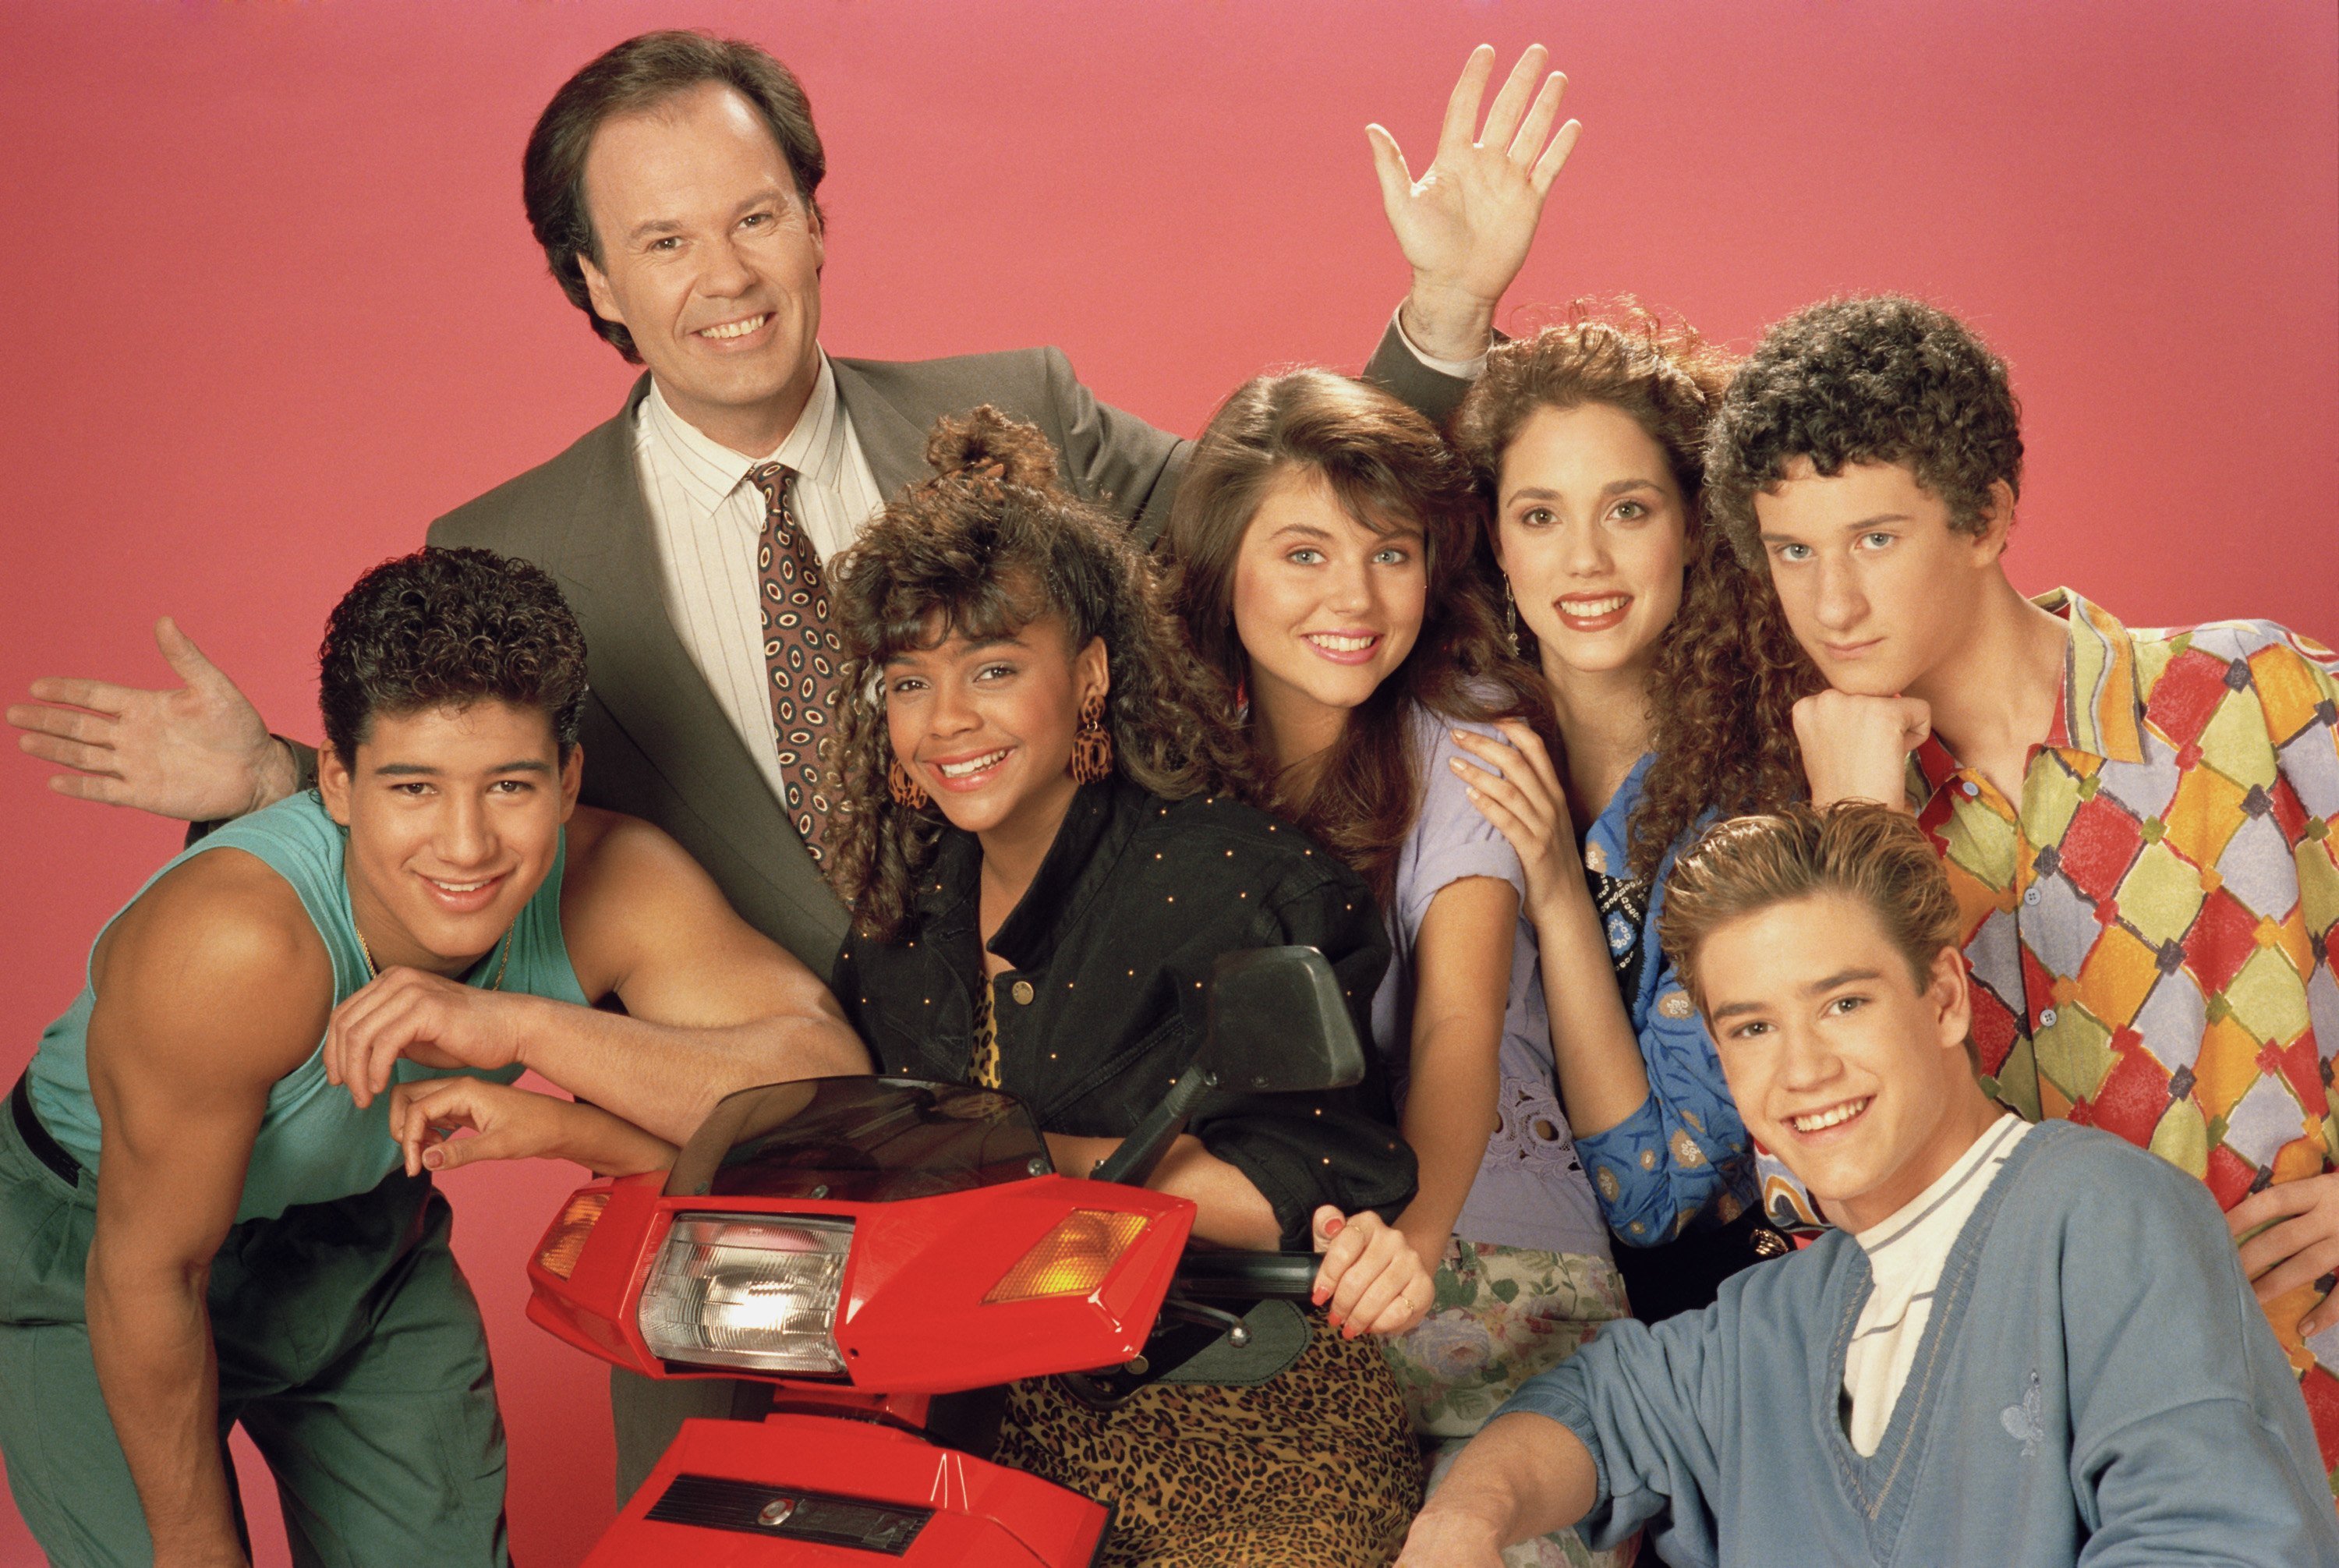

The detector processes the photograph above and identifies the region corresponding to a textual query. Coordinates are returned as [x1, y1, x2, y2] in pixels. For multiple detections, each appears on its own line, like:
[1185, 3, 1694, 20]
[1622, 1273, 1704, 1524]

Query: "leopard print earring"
[887, 756, 929, 809]
[1070, 691, 1113, 785]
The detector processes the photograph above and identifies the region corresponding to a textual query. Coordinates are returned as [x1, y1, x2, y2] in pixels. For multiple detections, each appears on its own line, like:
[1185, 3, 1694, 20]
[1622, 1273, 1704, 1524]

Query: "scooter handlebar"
[1167, 1250, 1322, 1301]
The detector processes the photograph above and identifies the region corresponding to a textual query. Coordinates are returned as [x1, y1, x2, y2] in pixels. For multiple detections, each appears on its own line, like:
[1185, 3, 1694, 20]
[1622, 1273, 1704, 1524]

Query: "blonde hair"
[1659, 804, 1966, 1040]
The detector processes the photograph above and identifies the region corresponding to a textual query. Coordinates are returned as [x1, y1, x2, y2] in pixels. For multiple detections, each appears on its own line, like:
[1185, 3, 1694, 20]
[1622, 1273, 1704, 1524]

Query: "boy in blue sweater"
[1398, 803, 2338, 1566]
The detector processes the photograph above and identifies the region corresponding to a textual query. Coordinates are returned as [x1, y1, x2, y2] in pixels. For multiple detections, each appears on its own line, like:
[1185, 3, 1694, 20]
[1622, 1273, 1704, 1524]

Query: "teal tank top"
[27, 791, 588, 1222]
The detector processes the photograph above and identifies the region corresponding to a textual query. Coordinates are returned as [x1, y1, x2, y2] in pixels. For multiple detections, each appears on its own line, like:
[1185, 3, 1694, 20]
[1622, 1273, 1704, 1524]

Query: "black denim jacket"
[833, 779, 1417, 1247]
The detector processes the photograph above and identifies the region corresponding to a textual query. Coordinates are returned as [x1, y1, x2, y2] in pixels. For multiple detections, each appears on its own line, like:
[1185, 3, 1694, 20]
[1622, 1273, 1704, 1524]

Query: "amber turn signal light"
[537, 1191, 611, 1280]
[984, 1209, 1148, 1304]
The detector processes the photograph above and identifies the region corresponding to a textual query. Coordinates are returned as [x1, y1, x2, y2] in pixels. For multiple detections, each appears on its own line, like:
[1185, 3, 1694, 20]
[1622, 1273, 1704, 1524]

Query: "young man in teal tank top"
[0, 548, 866, 1567]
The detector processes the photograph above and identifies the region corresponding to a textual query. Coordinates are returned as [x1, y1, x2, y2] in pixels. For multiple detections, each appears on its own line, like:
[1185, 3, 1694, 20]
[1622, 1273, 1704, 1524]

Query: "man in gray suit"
[11, 29, 1580, 1495]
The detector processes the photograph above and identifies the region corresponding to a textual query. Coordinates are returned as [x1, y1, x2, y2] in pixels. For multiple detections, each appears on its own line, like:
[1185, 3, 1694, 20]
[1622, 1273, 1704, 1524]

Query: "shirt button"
[2038, 1007, 2058, 1028]
[2022, 887, 2040, 907]
[1960, 780, 1980, 798]
[1010, 981, 1034, 1005]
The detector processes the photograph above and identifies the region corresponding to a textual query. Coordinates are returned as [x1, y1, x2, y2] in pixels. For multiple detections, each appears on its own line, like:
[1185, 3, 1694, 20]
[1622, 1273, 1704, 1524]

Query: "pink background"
[2, 2, 2334, 1562]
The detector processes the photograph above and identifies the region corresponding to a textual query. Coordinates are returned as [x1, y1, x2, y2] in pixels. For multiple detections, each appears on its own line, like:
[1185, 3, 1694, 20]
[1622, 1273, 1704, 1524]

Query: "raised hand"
[1448, 721, 1587, 919]
[1372, 44, 1581, 363]
[8, 617, 295, 821]
[1792, 689, 1930, 810]
[1311, 1205, 1435, 1338]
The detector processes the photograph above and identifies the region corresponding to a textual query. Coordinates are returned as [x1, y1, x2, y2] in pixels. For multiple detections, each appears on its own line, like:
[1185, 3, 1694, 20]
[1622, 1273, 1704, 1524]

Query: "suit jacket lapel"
[830, 357, 934, 498]
[555, 377, 841, 933]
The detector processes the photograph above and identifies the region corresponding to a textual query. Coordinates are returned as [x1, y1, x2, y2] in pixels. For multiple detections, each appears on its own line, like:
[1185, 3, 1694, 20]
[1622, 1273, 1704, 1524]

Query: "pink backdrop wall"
[2, 2, 2333, 1562]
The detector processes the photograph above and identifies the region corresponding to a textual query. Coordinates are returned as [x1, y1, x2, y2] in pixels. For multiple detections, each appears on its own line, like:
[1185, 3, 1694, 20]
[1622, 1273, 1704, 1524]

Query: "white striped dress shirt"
[634, 354, 884, 805]
[1842, 1112, 2033, 1455]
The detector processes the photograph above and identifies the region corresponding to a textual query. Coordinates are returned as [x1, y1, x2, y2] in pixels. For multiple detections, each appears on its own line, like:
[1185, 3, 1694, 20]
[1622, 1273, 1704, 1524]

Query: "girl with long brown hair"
[1443, 308, 1822, 1324]
[1164, 368, 1630, 1568]
[825, 405, 1434, 1567]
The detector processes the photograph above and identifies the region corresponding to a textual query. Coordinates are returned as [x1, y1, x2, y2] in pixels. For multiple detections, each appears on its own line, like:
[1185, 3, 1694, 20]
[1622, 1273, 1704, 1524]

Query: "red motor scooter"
[525, 947, 1368, 1565]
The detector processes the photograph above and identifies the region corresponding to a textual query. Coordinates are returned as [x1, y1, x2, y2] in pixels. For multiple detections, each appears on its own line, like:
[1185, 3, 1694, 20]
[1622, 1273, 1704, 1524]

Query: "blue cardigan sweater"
[1502, 1120, 2339, 1566]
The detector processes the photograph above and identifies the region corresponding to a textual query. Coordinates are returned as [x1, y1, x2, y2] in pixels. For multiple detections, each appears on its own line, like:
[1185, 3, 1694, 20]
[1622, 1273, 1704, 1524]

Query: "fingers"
[2302, 1289, 2339, 1340]
[18, 730, 117, 773]
[48, 772, 140, 805]
[1365, 122, 1416, 218]
[390, 1081, 473, 1177]
[2247, 1232, 2339, 1306]
[10, 703, 115, 748]
[1530, 118, 1584, 196]
[154, 617, 226, 691]
[19, 678, 131, 715]
[1492, 719, 1569, 803]
[1476, 44, 1548, 154]
[1435, 44, 1497, 158]
[1504, 67, 1566, 165]
[2227, 1180, 2314, 1237]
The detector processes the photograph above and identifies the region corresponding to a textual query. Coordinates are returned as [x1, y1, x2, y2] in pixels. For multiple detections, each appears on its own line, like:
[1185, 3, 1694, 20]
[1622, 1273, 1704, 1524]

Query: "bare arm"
[83, 853, 329, 1568]
[1396, 1411, 1600, 1565]
[389, 1078, 676, 1178]
[1393, 876, 1513, 1269]
[1449, 725, 1651, 1134]
[327, 809, 869, 1145]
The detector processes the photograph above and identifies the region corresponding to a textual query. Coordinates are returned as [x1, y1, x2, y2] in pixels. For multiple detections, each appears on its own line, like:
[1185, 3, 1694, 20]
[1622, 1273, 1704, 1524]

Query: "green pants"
[0, 1107, 510, 1566]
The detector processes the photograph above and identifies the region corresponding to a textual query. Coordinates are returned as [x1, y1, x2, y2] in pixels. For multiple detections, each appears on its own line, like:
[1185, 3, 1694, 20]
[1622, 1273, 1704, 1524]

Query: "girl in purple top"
[1165, 368, 1631, 1568]
[1442, 310, 1821, 1322]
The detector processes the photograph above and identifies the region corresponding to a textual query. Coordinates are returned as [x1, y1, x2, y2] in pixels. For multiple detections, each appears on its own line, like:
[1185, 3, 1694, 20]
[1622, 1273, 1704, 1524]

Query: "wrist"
[246, 735, 299, 815]
[1400, 281, 1498, 364]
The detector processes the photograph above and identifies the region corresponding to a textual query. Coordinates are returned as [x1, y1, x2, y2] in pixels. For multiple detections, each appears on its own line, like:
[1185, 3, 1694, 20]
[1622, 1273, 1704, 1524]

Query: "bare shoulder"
[560, 805, 714, 903]
[91, 848, 331, 1082]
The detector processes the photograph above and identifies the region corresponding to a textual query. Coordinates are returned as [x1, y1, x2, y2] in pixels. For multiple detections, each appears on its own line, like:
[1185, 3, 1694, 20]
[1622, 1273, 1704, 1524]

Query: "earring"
[1502, 577, 1520, 657]
[1070, 691, 1114, 785]
[1233, 678, 1250, 725]
[888, 756, 929, 809]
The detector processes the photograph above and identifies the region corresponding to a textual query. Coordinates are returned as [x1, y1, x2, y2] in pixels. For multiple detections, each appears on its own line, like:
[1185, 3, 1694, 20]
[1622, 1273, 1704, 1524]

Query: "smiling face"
[1695, 890, 1985, 1233]
[883, 613, 1109, 847]
[1230, 465, 1426, 762]
[317, 699, 581, 977]
[1492, 402, 1689, 682]
[1753, 459, 2008, 699]
[575, 81, 825, 456]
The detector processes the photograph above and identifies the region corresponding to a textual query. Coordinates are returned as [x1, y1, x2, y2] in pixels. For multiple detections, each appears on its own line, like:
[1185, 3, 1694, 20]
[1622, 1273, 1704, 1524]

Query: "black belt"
[9, 1071, 82, 1188]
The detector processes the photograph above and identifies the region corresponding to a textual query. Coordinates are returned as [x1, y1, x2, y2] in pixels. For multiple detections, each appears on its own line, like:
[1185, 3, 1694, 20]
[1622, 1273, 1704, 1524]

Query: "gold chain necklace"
[354, 923, 514, 991]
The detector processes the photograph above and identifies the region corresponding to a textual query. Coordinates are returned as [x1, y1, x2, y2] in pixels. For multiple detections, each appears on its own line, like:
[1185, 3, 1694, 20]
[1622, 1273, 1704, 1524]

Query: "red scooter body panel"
[527, 1172, 1194, 1393]
[585, 1414, 1109, 1567]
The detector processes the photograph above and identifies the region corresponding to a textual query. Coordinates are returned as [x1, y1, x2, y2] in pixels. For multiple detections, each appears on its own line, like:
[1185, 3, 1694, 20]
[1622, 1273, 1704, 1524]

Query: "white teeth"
[1305, 633, 1376, 653]
[937, 749, 1009, 778]
[1791, 1098, 1870, 1134]
[1562, 595, 1630, 616]
[701, 314, 769, 340]
[430, 879, 490, 894]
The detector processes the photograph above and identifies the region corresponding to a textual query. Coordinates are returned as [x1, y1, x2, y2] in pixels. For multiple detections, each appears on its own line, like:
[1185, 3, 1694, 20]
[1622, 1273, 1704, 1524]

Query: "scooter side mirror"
[1199, 946, 1366, 1095]
[1091, 947, 1363, 1188]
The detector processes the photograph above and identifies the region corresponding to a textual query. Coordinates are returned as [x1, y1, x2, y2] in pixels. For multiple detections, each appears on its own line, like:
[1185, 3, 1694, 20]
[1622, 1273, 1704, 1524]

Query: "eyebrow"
[1757, 513, 1913, 543]
[373, 759, 554, 777]
[1707, 966, 1884, 1021]
[625, 187, 792, 246]
[885, 634, 1024, 665]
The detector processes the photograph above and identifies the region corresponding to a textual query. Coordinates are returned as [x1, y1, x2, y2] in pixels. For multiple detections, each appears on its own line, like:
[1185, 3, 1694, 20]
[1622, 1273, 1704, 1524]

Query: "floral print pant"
[1382, 1238, 1637, 1568]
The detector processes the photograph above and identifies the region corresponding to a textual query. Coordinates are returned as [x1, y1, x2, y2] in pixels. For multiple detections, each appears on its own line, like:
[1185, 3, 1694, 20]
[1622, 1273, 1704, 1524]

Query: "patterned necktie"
[746, 462, 842, 866]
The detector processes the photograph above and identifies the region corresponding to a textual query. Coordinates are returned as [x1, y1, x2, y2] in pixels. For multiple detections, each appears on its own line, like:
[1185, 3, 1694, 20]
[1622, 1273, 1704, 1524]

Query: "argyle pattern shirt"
[1898, 586, 2339, 1483]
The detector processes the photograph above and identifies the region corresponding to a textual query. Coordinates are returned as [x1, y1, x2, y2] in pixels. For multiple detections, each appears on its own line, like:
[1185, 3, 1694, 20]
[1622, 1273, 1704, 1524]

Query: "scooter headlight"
[638, 1216, 852, 1375]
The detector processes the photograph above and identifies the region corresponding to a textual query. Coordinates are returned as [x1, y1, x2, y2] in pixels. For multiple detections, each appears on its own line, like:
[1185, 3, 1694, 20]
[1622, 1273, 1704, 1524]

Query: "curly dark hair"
[1452, 306, 1821, 881]
[318, 547, 589, 767]
[1162, 367, 1547, 906]
[524, 31, 826, 363]
[1704, 295, 2024, 562]
[826, 407, 1258, 943]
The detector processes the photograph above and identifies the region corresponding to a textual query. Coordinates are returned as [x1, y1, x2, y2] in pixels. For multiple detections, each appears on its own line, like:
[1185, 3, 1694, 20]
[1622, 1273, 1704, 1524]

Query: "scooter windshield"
[663, 1076, 1053, 1204]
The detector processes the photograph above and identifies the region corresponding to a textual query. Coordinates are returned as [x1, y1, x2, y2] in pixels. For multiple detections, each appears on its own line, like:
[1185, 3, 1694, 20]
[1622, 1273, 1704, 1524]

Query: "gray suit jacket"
[429, 328, 1466, 972]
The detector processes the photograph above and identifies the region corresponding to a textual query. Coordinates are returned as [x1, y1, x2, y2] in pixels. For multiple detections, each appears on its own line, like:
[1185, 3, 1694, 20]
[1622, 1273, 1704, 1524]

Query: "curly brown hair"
[1452, 305, 1821, 881]
[826, 407, 1258, 943]
[318, 546, 589, 767]
[1162, 367, 1546, 905]
[1703, 294, 2024, 562]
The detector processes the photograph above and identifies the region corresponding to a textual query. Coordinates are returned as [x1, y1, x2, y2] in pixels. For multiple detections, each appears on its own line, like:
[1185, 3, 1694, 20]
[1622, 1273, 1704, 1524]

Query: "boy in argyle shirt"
[1702, 293, 2339, 1489]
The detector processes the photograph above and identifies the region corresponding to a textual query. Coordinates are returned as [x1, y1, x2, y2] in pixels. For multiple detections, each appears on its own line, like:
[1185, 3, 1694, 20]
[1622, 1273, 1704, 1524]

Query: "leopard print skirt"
[994, 1311, 1423, 1566]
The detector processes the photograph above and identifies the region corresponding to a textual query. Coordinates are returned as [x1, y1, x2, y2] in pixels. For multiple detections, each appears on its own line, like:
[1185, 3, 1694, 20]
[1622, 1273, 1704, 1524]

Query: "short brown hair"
[318, 547, 589, 769]
[1162, 367, 1545, 905]
[1658, 804, 1968, 1063]
[523, 30, 826, 363]
[1704, 295, 2023, 563]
